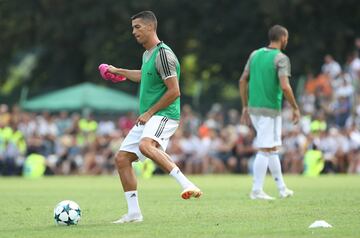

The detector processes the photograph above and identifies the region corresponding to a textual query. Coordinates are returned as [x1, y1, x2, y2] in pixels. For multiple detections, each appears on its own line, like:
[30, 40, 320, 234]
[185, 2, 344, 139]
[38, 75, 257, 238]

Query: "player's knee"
[139, 138, 158, 156]
[115, 151, 131, 169]
[139, 140, 150, 156]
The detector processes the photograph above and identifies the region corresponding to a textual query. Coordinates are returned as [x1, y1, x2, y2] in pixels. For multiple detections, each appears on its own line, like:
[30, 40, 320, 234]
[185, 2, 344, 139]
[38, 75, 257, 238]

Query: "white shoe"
[181, 186, 203, 199]
[250, 190, 275, 200]
[112, 213, 143, 224]
[279, 188, 294, 198]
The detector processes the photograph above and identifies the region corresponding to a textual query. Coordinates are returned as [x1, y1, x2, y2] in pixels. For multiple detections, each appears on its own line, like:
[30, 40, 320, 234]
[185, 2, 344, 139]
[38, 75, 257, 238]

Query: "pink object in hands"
[110, 74, 126, 82]
[99, 64, 110, 79]
[98, 64, 126, 82]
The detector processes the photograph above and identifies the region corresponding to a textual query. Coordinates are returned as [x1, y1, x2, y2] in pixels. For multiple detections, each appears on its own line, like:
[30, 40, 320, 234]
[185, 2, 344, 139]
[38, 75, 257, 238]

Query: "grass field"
[1, 175, 359, 238]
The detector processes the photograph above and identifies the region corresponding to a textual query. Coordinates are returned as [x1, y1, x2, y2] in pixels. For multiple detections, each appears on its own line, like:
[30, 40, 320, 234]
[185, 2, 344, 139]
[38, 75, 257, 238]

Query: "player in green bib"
[239, 25, 300, 200]
[106, 11, 202, 224]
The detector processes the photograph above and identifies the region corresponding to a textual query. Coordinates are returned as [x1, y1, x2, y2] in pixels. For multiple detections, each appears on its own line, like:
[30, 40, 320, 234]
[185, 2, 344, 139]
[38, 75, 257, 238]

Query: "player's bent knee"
[139, 138, 159, 158]
[139, 140, 150, 156]
[139, 138, 157, 156]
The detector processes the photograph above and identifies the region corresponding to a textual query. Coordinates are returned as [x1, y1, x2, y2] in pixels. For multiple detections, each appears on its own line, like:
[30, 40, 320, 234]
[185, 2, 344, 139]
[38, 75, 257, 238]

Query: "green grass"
[1, 175, 359, 238]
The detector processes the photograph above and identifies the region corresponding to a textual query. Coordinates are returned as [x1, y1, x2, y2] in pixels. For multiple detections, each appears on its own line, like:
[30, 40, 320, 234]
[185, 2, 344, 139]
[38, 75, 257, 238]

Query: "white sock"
[268, 152, 286, 190]
[169, 167, 194, 189]
[124, 191, 141, 215]
[252, 151, 269, 192]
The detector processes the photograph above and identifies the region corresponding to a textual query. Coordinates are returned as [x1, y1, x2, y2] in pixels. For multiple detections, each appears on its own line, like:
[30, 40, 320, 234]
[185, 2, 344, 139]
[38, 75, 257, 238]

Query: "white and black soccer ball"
[54, 200, 81, 225]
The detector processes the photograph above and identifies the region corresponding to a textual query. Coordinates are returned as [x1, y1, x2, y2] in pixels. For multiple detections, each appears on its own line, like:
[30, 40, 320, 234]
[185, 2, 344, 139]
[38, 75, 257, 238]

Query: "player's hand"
[107, 65, 118, 74]
[107, 65, 127, 82]
[240, 107, 251, 126]
[99, 64, 127, 82]
[136, 111, 152, 126]
[292, 108, 301, 124]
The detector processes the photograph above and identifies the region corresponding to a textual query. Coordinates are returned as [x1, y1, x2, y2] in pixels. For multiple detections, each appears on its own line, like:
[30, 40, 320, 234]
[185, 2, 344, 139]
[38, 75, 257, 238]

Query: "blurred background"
[1, 0, 360, 177]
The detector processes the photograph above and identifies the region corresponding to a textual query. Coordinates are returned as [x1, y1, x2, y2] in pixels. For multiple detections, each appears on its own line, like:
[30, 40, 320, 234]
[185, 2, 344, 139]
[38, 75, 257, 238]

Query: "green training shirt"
[244, 47, 291, 116]
[139, 42, 181, 120]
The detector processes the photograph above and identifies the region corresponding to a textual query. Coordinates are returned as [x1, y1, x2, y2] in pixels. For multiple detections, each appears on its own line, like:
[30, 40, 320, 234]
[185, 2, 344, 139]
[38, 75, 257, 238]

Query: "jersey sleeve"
[155, 48, 178, 80]
[275, 53, 291, 77]
[243, 50, 257, 72]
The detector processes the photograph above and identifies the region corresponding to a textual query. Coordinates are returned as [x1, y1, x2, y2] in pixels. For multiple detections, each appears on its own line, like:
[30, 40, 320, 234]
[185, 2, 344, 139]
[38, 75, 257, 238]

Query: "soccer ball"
[54, 200, 81, 225]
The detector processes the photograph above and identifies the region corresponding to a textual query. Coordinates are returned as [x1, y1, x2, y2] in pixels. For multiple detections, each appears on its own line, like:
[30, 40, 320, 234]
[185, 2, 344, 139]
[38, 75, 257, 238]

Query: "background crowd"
[1, 48, 360, 177]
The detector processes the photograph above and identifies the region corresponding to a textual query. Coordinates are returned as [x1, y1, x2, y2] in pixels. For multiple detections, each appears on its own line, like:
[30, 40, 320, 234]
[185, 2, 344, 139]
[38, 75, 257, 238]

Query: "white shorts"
[250, 114, 282, 149]
[120, 115, 179, 161]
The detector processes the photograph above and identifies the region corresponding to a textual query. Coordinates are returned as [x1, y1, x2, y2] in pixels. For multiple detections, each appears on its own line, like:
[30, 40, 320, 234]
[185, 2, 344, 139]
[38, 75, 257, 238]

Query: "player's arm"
[239, 51, 254, 126]
[239, 70, 249, 110]
[280, 76, 300, 124]
[239, 70, 251, 126]
[277, 54, 300, 124]
[148, 76, 180, 116]
[280, 76, 299, 111]
[107, 66, 141, 83]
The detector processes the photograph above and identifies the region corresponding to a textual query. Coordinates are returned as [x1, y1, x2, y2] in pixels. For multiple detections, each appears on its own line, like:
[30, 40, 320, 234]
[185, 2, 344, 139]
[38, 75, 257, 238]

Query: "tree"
[1, 0, 359, 113]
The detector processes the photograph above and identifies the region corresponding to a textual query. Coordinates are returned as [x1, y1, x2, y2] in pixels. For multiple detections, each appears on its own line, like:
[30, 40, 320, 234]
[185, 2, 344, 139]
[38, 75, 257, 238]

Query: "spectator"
[180, 104, 201, 133]
[282, 128, 307, 174]
[322, 54, 341, 79]
[167, 130, 186, 170]
[211, 126, 238, 173]
[347, 124, 360, 173]
[56, 111, 72, 136]
[348, 51, 360, 82]
[305, 73, 332, 98]
[55, 135, 81, 175]
[315, 129, 337, 173]
[98, 119, 116, 136]
[334, 76, 354, 100]
[0, 104, 11, 126]
[179, 128, 203, 174]
[300, 91, 316, 115]
[118, 111, 136, 136]
[330, 96, 352, 128]
[234, 125, 255, 173]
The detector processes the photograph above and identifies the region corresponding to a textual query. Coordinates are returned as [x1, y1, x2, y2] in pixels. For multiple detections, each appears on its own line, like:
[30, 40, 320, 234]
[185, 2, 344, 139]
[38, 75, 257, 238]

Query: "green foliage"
[1, 0, 360, 109]
[1, 51, 39, 95]
[221, 83, 240, 100]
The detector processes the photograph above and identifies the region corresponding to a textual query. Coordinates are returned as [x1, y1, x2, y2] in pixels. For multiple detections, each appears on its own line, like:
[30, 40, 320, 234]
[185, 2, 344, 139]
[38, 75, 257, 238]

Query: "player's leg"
[268, 151, 293, 198]
[266, 115, 293, 198]
[115, 151, 138, 191]
[139, 116, 202, 199]
[113, 125, 144, 224]
[139, 138, 202, 199]
[249, 114, 275, 200]
[113, 151, 143, 224]
[250, 150, 274, 200]
[139, 138, 175, 172]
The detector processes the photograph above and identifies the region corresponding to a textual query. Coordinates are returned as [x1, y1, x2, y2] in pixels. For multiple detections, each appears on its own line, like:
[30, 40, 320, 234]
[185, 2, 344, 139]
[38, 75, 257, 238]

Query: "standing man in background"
[239, 25, 300, 200]
[106, 10, 202, 223]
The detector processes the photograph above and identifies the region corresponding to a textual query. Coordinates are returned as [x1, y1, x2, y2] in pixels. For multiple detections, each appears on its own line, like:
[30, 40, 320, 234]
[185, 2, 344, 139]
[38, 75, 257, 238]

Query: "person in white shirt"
[321, 54, 341, 79]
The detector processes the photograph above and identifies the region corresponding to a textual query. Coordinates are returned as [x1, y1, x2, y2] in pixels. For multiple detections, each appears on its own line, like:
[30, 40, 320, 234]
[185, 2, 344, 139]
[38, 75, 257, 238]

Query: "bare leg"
[139, 137, 202, 199]
[139, 138, 176, 173]
[115, 151, 138, 192]
[112, 150, 144, 223]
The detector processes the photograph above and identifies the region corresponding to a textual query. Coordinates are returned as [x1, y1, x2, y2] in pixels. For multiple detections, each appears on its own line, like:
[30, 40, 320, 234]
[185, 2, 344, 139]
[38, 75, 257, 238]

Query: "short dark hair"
[131, 11, 157, 29]
[268, 25, 288, 41]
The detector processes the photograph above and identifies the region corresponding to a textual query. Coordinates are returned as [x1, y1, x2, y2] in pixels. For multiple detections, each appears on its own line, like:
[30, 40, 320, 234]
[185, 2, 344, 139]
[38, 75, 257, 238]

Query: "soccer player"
[239, 25, 300, 200]
[106, 11, 202, 223]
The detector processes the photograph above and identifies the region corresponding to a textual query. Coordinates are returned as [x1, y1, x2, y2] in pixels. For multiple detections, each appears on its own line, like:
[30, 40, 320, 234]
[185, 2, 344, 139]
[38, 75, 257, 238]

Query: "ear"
[281, 35, 287, 42]
[147, 22, 155, 32]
